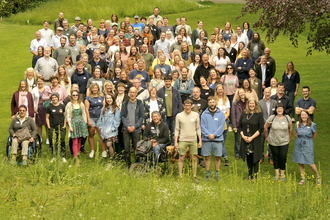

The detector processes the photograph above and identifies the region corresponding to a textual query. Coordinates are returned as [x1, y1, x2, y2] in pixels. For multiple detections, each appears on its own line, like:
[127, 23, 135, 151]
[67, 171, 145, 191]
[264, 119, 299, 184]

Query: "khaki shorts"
[179, 141, 198, 156]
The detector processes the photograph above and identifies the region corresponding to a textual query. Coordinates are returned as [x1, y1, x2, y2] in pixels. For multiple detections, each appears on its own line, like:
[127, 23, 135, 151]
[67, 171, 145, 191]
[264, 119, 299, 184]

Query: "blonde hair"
[244, 98, 261, 114]
[24, 67, 36, 80]
[89, 83, 103, 98]
[214, 84, 228, 104]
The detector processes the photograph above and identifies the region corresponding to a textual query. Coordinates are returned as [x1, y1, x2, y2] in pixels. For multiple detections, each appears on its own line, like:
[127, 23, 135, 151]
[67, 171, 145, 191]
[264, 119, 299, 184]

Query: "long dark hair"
[103, 93, 117, 115]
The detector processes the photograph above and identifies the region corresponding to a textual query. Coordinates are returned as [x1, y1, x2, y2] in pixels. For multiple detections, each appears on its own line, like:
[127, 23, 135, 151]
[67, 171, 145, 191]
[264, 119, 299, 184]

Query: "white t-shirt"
[149, 100, 159, 121]
[217, 98, 230, 114]
[213, 56, 230, 71]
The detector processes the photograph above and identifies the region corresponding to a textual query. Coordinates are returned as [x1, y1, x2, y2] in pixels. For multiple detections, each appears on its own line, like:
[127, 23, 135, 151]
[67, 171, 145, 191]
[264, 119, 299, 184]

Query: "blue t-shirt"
[86, 96, 104, 118]
[129, 69, 150, 89]
[131, 23, 145, 33]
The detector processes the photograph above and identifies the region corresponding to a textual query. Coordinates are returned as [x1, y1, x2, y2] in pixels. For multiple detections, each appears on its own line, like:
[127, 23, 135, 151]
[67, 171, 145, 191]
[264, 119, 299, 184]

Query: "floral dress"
[70, 107, 88, 138]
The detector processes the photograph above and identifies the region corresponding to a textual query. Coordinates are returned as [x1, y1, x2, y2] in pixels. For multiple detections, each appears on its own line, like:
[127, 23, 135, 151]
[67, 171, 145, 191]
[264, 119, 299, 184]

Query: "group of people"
[9, 8, 320, 184]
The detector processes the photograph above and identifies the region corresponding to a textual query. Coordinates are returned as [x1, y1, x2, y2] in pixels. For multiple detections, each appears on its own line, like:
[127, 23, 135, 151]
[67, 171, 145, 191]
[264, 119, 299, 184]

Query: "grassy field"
[0, 1, 329, 219]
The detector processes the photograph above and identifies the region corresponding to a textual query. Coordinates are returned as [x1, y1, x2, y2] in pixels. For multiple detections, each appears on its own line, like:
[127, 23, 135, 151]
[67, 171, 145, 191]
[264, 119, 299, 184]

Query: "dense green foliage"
[0, 0, 50, 17]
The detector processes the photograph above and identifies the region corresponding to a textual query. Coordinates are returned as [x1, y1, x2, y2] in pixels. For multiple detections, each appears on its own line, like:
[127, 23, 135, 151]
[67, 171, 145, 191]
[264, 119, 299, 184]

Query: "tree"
[238, 0, 330, 55]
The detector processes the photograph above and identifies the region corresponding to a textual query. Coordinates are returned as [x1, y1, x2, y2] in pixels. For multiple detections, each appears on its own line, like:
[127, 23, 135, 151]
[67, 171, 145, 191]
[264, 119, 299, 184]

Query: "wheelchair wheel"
[6, 136, 12, 157]
[129, 162, 148, 177]
[29, 134, 42, 161]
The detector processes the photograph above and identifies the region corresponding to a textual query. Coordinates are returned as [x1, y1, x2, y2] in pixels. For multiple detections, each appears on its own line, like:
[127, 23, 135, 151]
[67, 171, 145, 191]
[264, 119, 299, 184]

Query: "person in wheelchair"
[143, 111, 169, 165]
[8, 105, 37, 165]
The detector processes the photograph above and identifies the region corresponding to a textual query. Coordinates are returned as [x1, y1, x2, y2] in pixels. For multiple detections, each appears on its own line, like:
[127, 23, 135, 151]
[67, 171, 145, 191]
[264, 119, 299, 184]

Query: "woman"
[172, 55, 182, 72]
[236, 41, 246, 60]
[119, 21, 126, 33]
[218, 33, 225, 47]
[140, 26, 154, 45]
[282, 61, 300, 121]
[46, 92, 66, 163]
[242, 21, 253, 41]
[76, 45, 87, 63]
[110, 14, 118, 27]
[11, 80, 34, 118]
[188, 54, 201, 81]
[143, 87, 166, 127]
[97, 93, 121, 160]
[32, 76, 49, 143]
[57, 65, 71, 95]
[110, 66, 122, 85]
[84, 83, 105, 158]
[248, 68, 262, 100]
[233, 79, 258, 101]
[268, 77, 278, 96]
[231, 89, 247, 159]
[220, 22, 234, 41]
[42, 75, 68, 104]
[166, 31, 175, 46]
[66, 90, 88, 165]
[124, 25, 134, 39]
[99, 35, 109, 52]
[116, 70, 133, 94]
[32, 46, 44, 68]
[192, 21, 208, 46]
[207, 68, 221, 90]
[64, 55, 75, 77]
[212, 47, 231, 76]
[98, 19, 109, 37]
[238, 98, 264, 181]
[119, 42, 129, 65]
[24, 67, 37, 92]
[139, 37, 154, 55]
[292, 111, 320, 185]
[115, 82, 129, 111]
[106, 29, 115, 46]
[103, 80, 116, 96]
[9, 105, 37, 165]
[221, 64, 239, 106]
[214, 27, 220, 43]
[230, 34, 238, 50]
[195, 30, 206, 46]
[224, 40, 237, 64]
[126, 37, 136, 54]
[170, 70, 179, 86]
[86, 67, 106, 96]
[214, 84, 230, 166]
[200, 76, 214, 100]
[150, 68, 165, 90]
[264, 103, 292, 181]
[87, 27, 98, 44]
[175, 28, 192, 46]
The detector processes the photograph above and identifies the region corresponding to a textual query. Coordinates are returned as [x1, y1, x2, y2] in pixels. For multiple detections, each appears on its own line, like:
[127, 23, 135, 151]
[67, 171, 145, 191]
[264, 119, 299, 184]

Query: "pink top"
[221, 74, 239, 95]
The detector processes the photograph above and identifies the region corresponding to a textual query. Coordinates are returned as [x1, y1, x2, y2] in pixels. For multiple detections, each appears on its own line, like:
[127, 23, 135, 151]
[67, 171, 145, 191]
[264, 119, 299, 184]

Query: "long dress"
[70, 107, 88, 139]
[35, 90, 46, 126]
[292, 122, 316, 165]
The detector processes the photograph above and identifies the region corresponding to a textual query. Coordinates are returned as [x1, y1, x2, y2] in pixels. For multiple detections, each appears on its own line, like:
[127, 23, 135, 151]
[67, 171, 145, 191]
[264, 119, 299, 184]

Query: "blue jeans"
[153, 144, 166, 165]
[222, 129, 228, 158]
[166, 116, 175, 145]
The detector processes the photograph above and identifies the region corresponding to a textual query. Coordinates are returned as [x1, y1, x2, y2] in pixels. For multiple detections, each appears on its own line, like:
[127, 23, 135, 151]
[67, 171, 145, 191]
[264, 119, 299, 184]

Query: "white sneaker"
[46, 138, 50, 145]
[50, 158, 56, 163]
[62, 158, 67, 163]
[228, 126, 233, 132]
[89, 150, 95, 158]
[101, 151, 107, 158]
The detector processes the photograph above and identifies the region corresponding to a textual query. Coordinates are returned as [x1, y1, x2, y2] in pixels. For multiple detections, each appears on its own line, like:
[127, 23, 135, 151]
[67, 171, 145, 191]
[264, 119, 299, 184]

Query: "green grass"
[0, 2, 329, 219]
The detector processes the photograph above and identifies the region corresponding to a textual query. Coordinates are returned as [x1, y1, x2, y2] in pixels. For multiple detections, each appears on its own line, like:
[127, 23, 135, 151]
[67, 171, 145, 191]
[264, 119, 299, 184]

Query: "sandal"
[298, 179, 305, 185]
[317, 177, 321, 186]
[280, 175, 286, 181]
[273, 175, 279, 181]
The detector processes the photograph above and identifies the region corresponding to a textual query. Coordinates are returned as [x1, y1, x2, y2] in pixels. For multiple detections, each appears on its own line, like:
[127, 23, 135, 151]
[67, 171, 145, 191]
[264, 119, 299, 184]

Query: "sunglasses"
[72, 94, 79, 97]
[227, 67, 233, 69]
[19, 110, 26, 112]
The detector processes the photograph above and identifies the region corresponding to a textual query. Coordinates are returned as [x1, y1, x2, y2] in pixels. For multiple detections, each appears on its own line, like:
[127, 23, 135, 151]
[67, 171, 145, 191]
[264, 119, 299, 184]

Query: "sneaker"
[101, 151, 107, 158]
[228, 126, 233, 132]
[62, 158, 67, 163]
[292, 118, 296, 123]
[224, 159, 229, 166]
[22, 160, 28, 166]
[205, 175, 211, 182]
[89, 150, 95, 158]
[215, 175, 220, 182]
[46, 138, 50, 145]
[50, 158, 56, 163]
[199, 161, 206, 168]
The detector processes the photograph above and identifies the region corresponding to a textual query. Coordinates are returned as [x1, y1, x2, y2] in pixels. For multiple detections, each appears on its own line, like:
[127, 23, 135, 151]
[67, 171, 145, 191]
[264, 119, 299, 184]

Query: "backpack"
[135, 139, 152, 157]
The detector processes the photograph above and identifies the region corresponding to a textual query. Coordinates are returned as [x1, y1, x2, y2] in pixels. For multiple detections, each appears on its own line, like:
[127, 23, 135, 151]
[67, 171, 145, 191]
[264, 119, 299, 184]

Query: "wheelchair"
[6, 134, 42, 164]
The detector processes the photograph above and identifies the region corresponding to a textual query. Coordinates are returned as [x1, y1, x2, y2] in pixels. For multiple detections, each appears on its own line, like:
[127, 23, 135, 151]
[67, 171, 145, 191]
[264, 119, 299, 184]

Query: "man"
[62, 19, 74, 38]
[143, 111, 169, 165]
[189, 44, 203, 62]
[140, 44, 154, 73]
[132, 78, 149, 101]
[172, 18, 181, 35]
[99, 45, 111, 65]
[71, 17, 81, 33]
[54, 12, 65, 31]
[121, 87, 144, 168]
[39, 20, 54, 47]
[129, 59, 150, 89]
[258, 88, 277, 164]
[173, 67, 194, 103]
[158, 74, 182, 145]
[53, 37, 71, 65]
[295, 86, 316, 121]
[118, 30, 129, 46]
[201, 96, 225, 181]
[201, 37, 208, 54]
[236, 26, 249, 47]
[88, 49, 108, 74]
[30, 31, 47, 58]
[206, 34, 220, 57]
[81, 54, 92, 73]
[126, 46, 141, 72]
[256, 55, 273, 89]
[154, 55, 171, 76]
[149, 7, 163, 24]
[169, 34, 182, 58]
[255, 47, 276, 75]
[194, 54, 215, 87]
[175, 99, 201, 181]
[71, 61, 92, 100]
[131, 15, 145, 33]
[235, 48, 254, 86]
[175, 17, 192, 37]
[154, 32, 170, 59]
[148, 17, 160, 43]
[34, 47, 58, 83]
[247, 32, 265, 62]
[50, 27, 68, 50]
[67, 34, 80, 64]
[76, 30, 87, 46]
[159, 17, 173, 37]
[271, 83, 293, 115]
[86, 35, 100, 60]
[133, 29, 143, 47]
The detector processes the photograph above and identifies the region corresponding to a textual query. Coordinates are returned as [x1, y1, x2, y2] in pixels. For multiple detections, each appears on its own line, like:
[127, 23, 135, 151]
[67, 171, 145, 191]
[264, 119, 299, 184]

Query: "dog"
[166, 146, 178, 176]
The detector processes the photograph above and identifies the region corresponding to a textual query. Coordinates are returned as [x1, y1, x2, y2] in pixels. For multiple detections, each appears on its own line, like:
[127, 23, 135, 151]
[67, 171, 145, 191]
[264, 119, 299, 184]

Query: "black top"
[46, 103, 65, 128]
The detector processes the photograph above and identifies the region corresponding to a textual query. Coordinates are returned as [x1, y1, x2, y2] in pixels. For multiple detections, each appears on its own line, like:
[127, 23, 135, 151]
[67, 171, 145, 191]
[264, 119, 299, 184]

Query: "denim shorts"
[201, 141, 223, 157]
